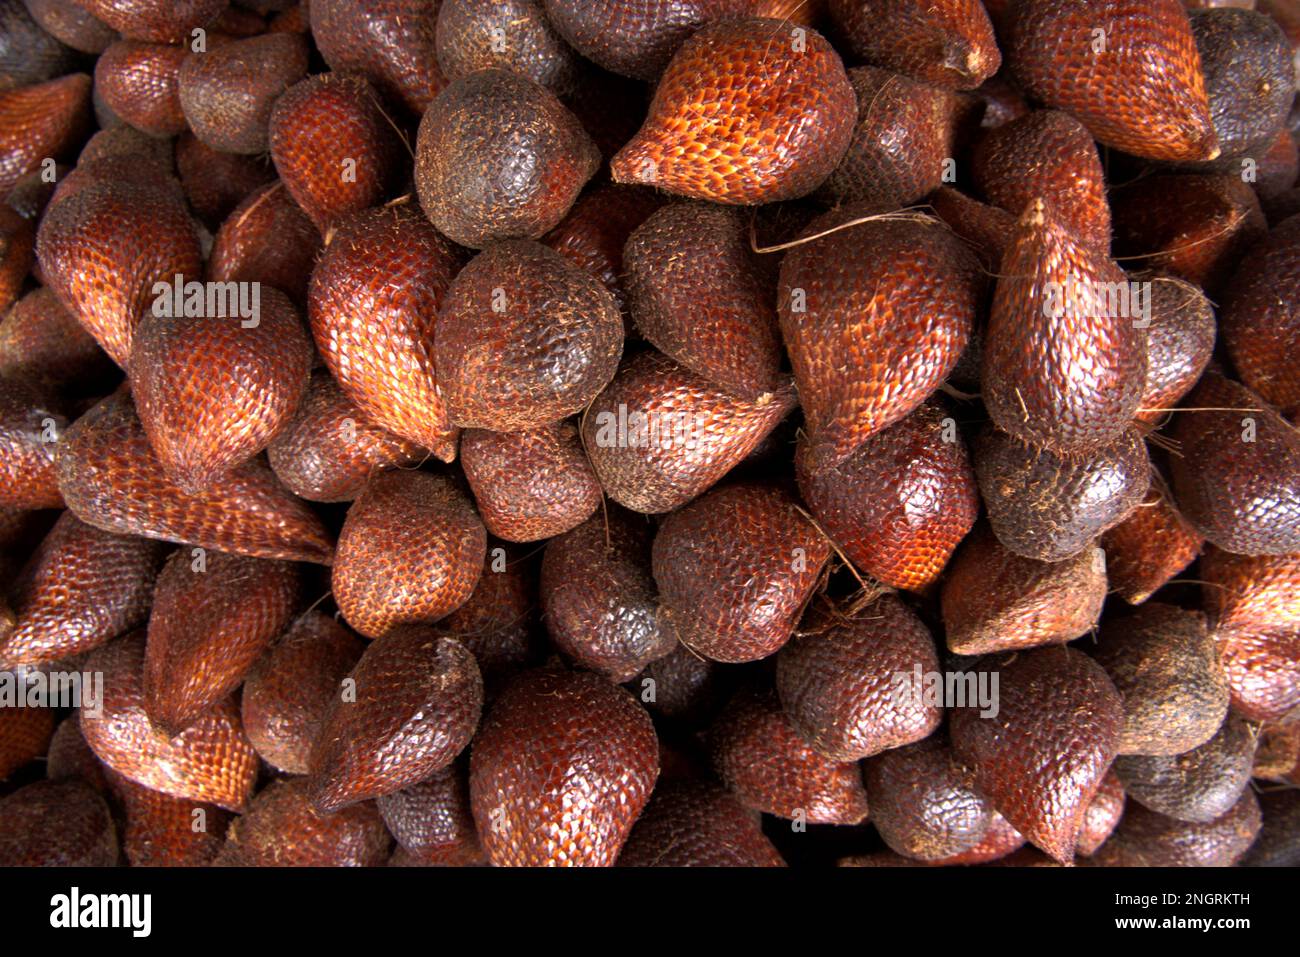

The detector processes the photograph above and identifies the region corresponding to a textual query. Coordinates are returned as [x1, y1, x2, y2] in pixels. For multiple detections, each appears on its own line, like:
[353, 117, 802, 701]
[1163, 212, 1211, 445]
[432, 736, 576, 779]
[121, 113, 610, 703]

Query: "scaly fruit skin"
[1214, 624, 1300, 722]
[436, 0, 584, 96]
[309, 631, 483, 811]
[0, 377, 66, 509]
[0, 205, 34, 315]
[55, 391, 334, 564]
[0, 0, 81, 88]
[93, 39, 188, 138]
[76, 0, 228, 44]
[951, 647, 1123, 863]
[928, 186, 1014, 272]
[25, 0, 117, 55]
[1089, 789, 1261, 866]
[829, 0, 1001, 89]
[982, 199, 1147, 455]
[174, 133, 276, 229]
[653, 482, 831, 664]
[0, 73, 91, 196]
[44, 716, 107, 790]
[107, 768, 232, 867]
[0, 700, 54, 781]
[582, 350, 797, 514]
[611, 17, 856, 204]
[796, 400, 978, 592]
[630, 644, 718, 724]
[1136, 274, 1217, 421]
[1101, 486, 1204, 603]
[308, 205, 462, 461]
[377, 762, 485, 866]
[0, 290, 114, 398]
[1201, 546, 1300, 635]
[439, 545, 543, 689]
[0, 778, 118, 866]
[332, 471, 486, 639]
[780, 206, 981, 470]
[469, 667, 659, 866]
[618, 778, 786, 867]
[208, 181, 321, 308]
[1006, 0, 1220, 162]
[415, 69, 599, 249]
[81, 632, 260, 811]
[776, 597, 943, 761]
[1076, 770, 1125, 857]
[1240, 790, 1300, 866]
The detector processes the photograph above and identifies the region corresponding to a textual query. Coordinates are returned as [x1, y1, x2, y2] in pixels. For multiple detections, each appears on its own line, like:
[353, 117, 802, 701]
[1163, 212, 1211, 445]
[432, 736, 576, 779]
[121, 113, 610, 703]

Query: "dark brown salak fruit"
[864, 734, 993, 861]
[143, 549, 301, 734]
[0, 376, 65, 509]
[1261, 0, 1300, 86]
[0, 778, 118, 866]
[435, 239, 622, 430]
[1134, 274, 1217, 422]
[415, 69, 599, 249]
[76, 0, 227, 43]
[469, 667, 659, 866]
[796, 400, 978, 592]
[982, 199, 1148, 455]
[45, 714, 108, 792]
[972, 110, 1111, 250]
[1252, 127, 1300, 216]
[210, 4, 265, 35]
[93, 39, 188, 138]
[776, 598, 943, 761]
[1252, 722, 1300, 779]
[438, 544, 543, 690]
[1087, 789, 1261, 866]
[308, 630, 483, 811]
[1090, 604, 1230, 756]
[653, 482, 830, 664]
[927, 186, 1015, 272]
[173, 133, 276, 228]
[1, 1, 79, 90]
[179, 32, 310, 154]
[0, 699, 54, 780]
[1101, 485, 1204, 603]
[629, 644, 719, 725]
[308, 205, 462, 460]
[5, 161, 68, 221]
[581, 350, 797, 513]
[1115, 712, 1257, 822]
[241, 611, 366, 775]
[1220, 213, 1300, 413]
[51, 124, 176, 202]
[1076, 770, 1126, 856]
[267, 369, 427, 503]
[1201, 545, 1300, 634]
[623, 202, 781, 400]
[376, 762, 485, 866]
[974, 425, 1152, 563]
[0, 204, 33, 313]
[332, 471, 486, 639]
[25, 0, 117, 55]
[81, 632, 260, 811]
[1214, 623, 1300, 721]
[106, 767, 232, 866]
[0, 512, 166, 669]
[618, 778, 786, 867]
[208, 181, 321, 308]
[612, 17, 855, 204]
[829, 0, 1001, 89]
[708, 684, 869, 824]
[950, 646, 1123, 863]
[1169, 371, 1300, 555]
[941, 525, 1108, 656]
[0, 73, 91, 196]
[310, 0, 446, 116]
[36, 179, 202, 368]
[268, 73, 403, 233]
[1006, 0, 1220, 162]
[437, 0, 584, 96]
[54, 391, 335, 564]
[1240, 790, 1300, 866]
[540, 506, 675, 682]
[217, 777, 392, 867]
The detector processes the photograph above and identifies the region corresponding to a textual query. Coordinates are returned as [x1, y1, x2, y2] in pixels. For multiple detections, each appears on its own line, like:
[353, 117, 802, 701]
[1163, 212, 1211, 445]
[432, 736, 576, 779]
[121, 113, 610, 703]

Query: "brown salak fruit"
[653, 482, 831, 663]
[174, 133, 276, 229]
[267, 369, 427, 503]
[435, 240, 622, 430]
[1170, 372, 1300, 554]
[332, 471, 486, 639]
[0, 73, 91, 196]
[776, 597, 943, 761]
[106, 768, 231, 866]
[829, 0, 1000, 89]
[208, 181, 321, 308]
[1214, 624, 1300, 721]
[611, 17, 854, 204]
[131, 286, 313, 492]
[24, 0, 117, 55]
[0, 699, 54, 780]
[436, 0, 584, 96]
[1201, 545, 1300, 634]
[377, 762, 485, 866]
[950, 646, 1123, 863]
[1252, 722, 1300, 779]
[0, 779, 117, 866]
[0, 377, 65, 509]
[310, 0, 446, 116]
[581, 350, 797, 513]
[540, 506, 676, 682]
[780, 206, 981, 470]
[309, 631, 483, 811]
[863, 734, 992, 862]
[796, 400, 978, 592]
[708, 684, 869, 823]
[54, 391, 335, 564]
[1006, 0, 1220, 162]
[461, 423, 601, 542]
[1088, 789, 1261, 866]
[927, 186, 1014, 272]
[982, 199, 1148, 455]
[1240, 789, 1300, 866]
[268, 73, 402, 232]
[76, 0, 227, 43]
[51, 124, 175, 202]
[942, 524, 1108, 656]
[46, 714, 108, 791]
[241, 611, 366, 775]
[1115, 712, 1257, 822]
[143, 549, 301, 734]
[1134, 274, 1217, 422]
[0, 512, 166, 669]
[308, 205, 462, 460]
[438, 544, 543, 689]
[1077, 770, 1126, 856]
[623, 202, 781, 400]
[415, 69, 598, 249]
[469, 667, 659, 866]
[630, 644, 719, 724]
[1091, 604, 1230, 756]
[1220, 214, 1300, 413]
[0, 205, 33, 313]
[218, 777, 392, 867]
[179, 32, 310, 154]
[618, 778, 786, 867]
[81, 632, 259, 811]
[93, 39, 188, 138]
[36, 179, 202, 368]
[1101, 485, 1204, 603]
[0, 0, 88, 81]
